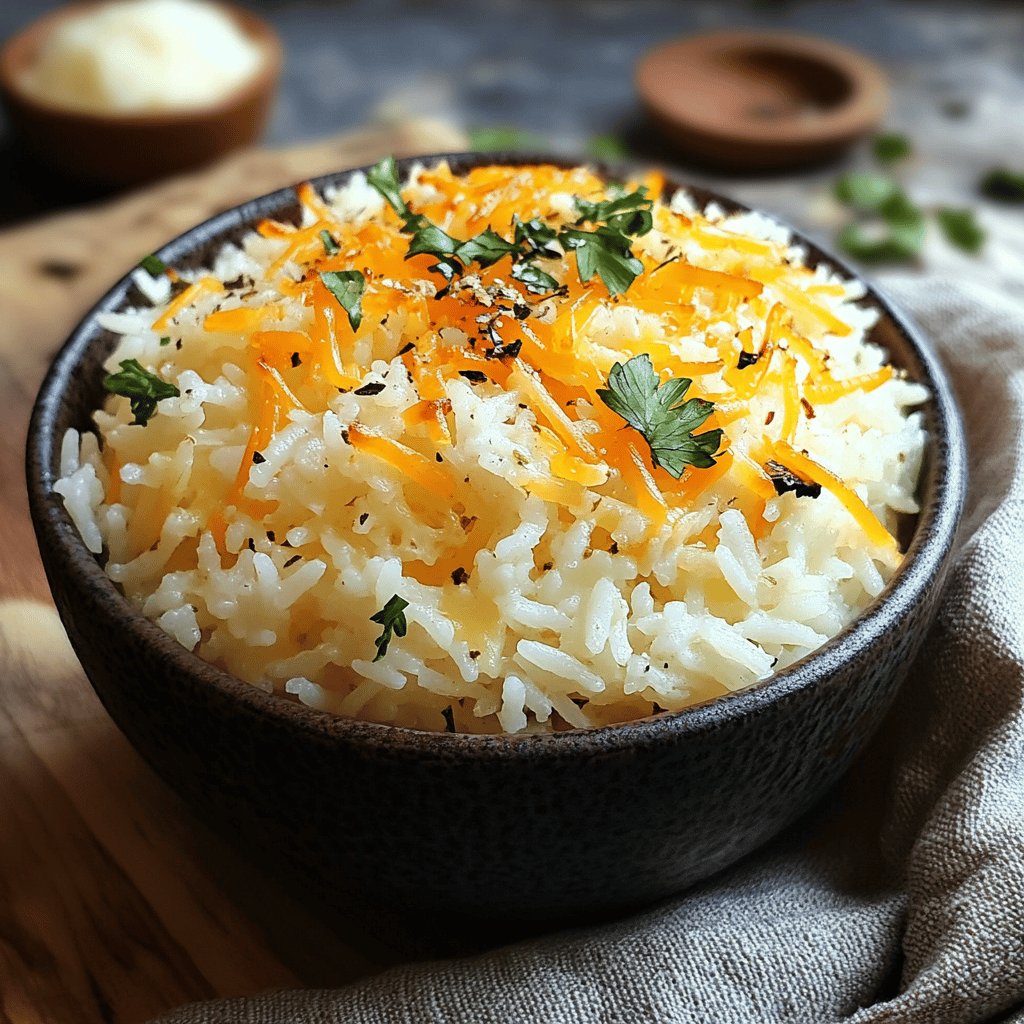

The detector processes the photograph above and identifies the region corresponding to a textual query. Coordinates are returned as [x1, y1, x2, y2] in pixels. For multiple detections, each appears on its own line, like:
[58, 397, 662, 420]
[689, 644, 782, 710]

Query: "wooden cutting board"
[0, 119, 466, 1024]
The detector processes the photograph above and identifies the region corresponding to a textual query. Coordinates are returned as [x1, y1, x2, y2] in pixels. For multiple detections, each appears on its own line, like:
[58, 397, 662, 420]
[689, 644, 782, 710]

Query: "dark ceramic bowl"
[27, 153, 966, 930]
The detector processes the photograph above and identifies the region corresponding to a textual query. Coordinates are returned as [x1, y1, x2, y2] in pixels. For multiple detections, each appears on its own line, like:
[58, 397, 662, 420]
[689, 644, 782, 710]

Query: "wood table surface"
[0, 119, 465, 1024]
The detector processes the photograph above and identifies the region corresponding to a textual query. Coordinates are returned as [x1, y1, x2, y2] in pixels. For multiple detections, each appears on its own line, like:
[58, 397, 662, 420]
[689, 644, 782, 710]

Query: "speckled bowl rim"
[27, 151, 967, 759]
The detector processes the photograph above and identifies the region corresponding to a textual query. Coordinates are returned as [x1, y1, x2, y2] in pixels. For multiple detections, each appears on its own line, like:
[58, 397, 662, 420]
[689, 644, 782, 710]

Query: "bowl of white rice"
[27, 153, 965, 925]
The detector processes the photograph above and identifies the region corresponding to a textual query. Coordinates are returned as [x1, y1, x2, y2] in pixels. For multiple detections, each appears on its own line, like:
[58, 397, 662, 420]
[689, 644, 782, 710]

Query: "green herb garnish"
[467, 126, 549, 152]
[139, 254, 167, 276]
[510, 260, 559, 294]
[371, 594, 409, 661]
[367, 155, 411, 219]
[834, 172, 901, 212]
[560, 226, 645, 296]
[936, 207, 985, 253]
[370, 158, 516, 287]
[564, 187, 653, 293]
[837, 219, 925, 263]
[512, 216, 561, 259]
[454, 229, 517, 268]
[980, 168, 1024, 204]
[585, 133, 631, 162]
[834, 174, 926, 263]
[103, 358, 180, 426]
[596, 353, 722, 476]
[319, 270, 366, 331]
[573, 186, 653, 237]
[406, 221, 461, 260]
[872, 133, 912, 163]
[366, 156, 655, 297]
[319, 229, 340, 255]
[159, 336, 171, 347]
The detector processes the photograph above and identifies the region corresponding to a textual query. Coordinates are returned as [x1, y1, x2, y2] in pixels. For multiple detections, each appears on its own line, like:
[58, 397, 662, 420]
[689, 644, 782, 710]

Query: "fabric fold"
[151, 273, 1024, 1024]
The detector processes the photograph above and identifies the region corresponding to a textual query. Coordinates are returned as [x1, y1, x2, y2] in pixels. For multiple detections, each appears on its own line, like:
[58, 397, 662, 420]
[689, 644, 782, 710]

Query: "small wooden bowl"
[0, 1, 282, 189]
[636, 31, 889, 171]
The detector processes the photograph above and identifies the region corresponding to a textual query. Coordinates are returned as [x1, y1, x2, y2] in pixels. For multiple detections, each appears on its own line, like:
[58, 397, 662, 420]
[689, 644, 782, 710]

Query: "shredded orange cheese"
[151, 276, 221, 332]
[772, 440, 897, 553]
[143, 161, 905, 561]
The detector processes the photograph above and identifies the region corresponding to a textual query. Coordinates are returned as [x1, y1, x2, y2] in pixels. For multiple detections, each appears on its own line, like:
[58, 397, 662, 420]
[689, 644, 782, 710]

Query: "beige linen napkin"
[150, 236, 1024, 1022]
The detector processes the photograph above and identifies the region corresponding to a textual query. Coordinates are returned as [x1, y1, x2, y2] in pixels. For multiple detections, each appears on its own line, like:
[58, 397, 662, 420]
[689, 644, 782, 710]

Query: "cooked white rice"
[56, 160, 927, 733]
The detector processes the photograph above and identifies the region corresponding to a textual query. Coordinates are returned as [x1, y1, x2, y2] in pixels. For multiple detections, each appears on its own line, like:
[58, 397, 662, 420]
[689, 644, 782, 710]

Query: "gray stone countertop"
[1, 0, 1022, 263]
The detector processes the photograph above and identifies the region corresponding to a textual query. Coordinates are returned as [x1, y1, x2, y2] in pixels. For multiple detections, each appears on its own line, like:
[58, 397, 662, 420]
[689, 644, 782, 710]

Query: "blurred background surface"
[1, 1, 1023, 230]
[1, 1, 1020, 154]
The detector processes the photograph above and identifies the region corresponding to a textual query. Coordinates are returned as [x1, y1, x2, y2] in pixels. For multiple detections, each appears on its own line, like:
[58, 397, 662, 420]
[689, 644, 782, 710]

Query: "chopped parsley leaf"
[596, 353, 722, 476]
[511, 260, 559, 294]
[370, 594, 409, 662]
[573, 186, 653, 237]
[319, 229, 340, 255]
[406, 221, 461, 260]
[835, 179, 926, 263]
[319, 270, 365, 331]
[513, 216, 562, 259]
[367, 156, 411, 220]
[560, 226, 644, 296]
[103, 358, 180, 426]
[139, 254, 167, 276]
[454, 229, 516, 268]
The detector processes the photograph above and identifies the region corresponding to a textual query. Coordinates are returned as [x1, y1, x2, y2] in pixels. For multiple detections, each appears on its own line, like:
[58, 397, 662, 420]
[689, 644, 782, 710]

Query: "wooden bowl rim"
[26, 151, 967, 757]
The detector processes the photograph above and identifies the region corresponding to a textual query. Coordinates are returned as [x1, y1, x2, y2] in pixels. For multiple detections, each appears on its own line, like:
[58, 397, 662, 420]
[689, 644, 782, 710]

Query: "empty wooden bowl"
[636, 31, 889, 171]
[0, 1, 282, 189]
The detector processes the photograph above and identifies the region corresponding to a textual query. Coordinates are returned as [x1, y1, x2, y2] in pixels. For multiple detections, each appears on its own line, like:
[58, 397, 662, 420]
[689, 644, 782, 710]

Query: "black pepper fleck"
[765, 460, 822, 499]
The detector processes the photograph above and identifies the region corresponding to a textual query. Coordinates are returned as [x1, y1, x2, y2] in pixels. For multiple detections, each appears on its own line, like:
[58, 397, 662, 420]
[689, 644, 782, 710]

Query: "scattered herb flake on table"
[980, 168, 1024, 204]
[936, 207, 986, 253]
